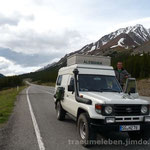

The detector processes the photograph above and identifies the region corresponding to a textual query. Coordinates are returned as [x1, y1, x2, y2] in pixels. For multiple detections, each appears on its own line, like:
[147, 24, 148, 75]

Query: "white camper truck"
[54, 54, 150, 146]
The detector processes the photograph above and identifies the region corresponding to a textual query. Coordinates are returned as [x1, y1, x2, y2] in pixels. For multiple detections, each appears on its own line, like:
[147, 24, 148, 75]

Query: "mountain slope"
[88, 33, 138, 56]
[78, 24, 150, 55]
[148, 28, 150, 34]
[126, 24, 150, 44]
[36, 62, 57, 72]
[132, 40, 150, 55]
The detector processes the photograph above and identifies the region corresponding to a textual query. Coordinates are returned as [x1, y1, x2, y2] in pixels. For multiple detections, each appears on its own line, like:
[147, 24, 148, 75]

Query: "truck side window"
[57, 75, 62, 85]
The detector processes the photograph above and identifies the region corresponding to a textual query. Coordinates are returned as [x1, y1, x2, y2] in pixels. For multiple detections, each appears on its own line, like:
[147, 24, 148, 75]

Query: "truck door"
[65, 75, 78, 117]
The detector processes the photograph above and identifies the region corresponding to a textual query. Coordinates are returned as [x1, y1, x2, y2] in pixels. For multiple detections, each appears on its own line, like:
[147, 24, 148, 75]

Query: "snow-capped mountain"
[37, 24, 150, 72]
[126, 24, 150, 44]
[78, 24, 150, 54]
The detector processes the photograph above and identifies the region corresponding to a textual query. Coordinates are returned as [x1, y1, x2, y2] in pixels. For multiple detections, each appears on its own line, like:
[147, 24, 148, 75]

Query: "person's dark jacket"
[115, 68, 131, 87]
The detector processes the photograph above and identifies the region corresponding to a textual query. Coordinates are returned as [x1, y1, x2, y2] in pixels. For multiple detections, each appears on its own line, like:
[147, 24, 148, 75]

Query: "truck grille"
[114, 105, 142, 116]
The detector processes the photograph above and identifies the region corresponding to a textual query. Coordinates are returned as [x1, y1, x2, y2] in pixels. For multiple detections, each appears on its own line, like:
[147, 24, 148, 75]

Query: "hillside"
[132, 40, 150, 55]
[137, 78, 150, 96]
[148, 28, 150, 34]
[87, 33, 138, 56]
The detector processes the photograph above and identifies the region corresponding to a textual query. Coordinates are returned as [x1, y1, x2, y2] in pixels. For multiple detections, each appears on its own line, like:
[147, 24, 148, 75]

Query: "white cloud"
[0, 12, 34, 27]
[0, 56, 40, 76]
[0, 27, 82, 54]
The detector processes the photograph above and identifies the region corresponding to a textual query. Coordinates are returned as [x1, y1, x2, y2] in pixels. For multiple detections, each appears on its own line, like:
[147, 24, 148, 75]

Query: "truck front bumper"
[90, 119, 150, 132]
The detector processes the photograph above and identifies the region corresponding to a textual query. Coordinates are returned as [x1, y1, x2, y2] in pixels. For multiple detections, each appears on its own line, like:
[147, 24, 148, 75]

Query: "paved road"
[1, 84, 150, 150]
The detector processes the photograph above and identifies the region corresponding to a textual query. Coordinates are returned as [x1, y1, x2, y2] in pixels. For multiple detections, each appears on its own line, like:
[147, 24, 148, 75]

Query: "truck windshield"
[78, 74, 122, 92]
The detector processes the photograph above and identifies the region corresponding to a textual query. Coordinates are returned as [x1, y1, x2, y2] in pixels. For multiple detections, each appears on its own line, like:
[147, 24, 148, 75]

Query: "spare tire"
[55, 87, 65, 100]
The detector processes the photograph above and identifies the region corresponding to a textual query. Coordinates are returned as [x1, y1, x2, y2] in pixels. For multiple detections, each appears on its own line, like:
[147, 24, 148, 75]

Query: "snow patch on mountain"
[80, 45, 88, 52]
[110, 45, 118, 48]
[134, 40, 140, 45]
[110, 38, 125, 48]
[118, 38, 125, 46]
[90, 45, 96, 51]
[102, 41, 107, 45]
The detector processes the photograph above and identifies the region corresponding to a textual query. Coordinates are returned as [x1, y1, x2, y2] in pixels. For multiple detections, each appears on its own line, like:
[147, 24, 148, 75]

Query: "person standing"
[115, 62, 131, 88]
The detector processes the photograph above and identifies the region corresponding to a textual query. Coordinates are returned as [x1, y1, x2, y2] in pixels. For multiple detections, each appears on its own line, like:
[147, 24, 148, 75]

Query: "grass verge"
[38, 82, 55, 87]
[33, 81, 55, 87]
[0, 86, 27, 127]
[137, 78, 150, 97]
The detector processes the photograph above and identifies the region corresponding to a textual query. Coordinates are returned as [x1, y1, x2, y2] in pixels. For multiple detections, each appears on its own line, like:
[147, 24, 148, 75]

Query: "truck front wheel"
[77, 113, 97, 147]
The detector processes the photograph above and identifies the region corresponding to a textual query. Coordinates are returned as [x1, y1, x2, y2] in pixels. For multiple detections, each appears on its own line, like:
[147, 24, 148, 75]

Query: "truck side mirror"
[68, 85, 74, 92]
[124, 78, 138, 95]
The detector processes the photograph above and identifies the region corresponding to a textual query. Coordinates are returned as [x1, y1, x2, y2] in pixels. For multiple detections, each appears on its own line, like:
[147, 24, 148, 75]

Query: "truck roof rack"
[67, 54, 111, 66]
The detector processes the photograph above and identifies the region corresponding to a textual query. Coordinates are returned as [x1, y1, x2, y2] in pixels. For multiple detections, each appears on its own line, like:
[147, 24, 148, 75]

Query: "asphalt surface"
[1, 84, 150, 150]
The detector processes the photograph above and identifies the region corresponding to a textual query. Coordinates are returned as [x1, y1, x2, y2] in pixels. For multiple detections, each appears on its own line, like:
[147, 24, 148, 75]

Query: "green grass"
[33, 81, 55, 87]
[39, 82, 55, 87]
[0, 86, 26, 126]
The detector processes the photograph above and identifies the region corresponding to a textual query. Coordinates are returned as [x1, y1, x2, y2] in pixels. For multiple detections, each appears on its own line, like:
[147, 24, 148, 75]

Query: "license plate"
[120, 125, 140, 131]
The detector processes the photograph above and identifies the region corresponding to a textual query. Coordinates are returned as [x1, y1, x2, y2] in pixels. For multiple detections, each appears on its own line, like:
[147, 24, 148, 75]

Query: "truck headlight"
[141, 106, 148, 114]
[105, 106, 113, 115]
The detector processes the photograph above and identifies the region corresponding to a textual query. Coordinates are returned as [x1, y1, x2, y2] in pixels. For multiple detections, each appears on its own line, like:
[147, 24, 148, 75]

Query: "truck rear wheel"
[128, 130, 150, 140]
[77, 113, 97, 147]
[56, 101, 66, 121]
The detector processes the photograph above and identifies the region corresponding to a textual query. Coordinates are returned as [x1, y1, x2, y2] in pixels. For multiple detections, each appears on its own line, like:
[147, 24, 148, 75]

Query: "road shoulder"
[0, 88, 38, 150]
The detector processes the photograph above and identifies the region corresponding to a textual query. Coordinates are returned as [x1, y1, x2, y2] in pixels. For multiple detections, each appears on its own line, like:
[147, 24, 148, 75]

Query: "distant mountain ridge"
[36, 62, 57, 72]
[38, 24, 150, 71]
[77, 24, 150, 55]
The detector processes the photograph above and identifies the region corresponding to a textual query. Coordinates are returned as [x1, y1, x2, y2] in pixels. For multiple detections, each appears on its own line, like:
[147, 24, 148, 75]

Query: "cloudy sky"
[0, 0, 150, 76]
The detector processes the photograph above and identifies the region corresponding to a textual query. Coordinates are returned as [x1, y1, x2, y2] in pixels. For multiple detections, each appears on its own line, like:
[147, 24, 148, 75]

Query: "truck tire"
[128, 130, 150, 140]
[56, 101, 66, 121]
[77, 113, 97, 147]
